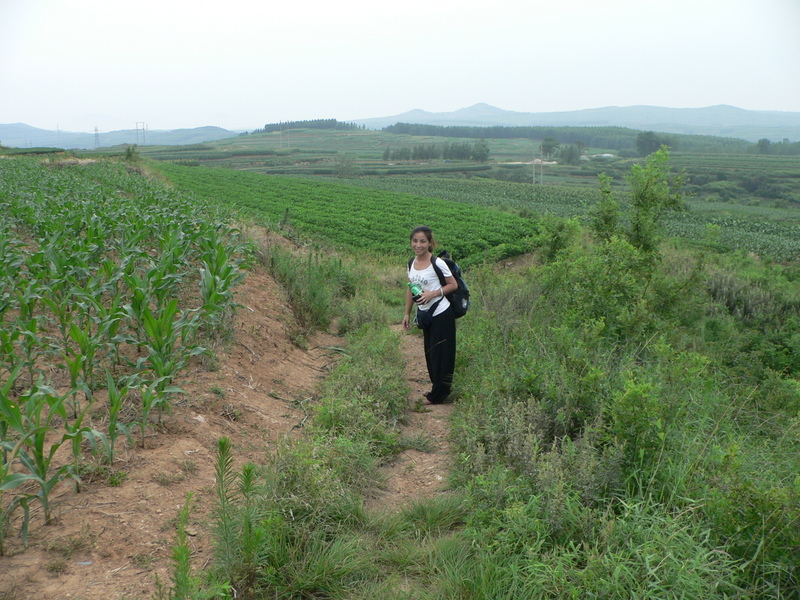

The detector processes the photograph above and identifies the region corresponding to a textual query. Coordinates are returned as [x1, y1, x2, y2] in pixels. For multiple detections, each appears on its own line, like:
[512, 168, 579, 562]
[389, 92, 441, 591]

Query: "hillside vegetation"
[2, 146, 799, 598]
[87, 124, 800, 213]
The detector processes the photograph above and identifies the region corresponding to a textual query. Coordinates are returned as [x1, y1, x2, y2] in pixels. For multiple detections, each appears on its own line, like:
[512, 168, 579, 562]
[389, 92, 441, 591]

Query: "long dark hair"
[410, 225, 436, 253]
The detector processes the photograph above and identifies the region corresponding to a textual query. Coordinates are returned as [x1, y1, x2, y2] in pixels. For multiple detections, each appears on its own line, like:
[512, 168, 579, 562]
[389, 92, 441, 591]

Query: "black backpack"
[408, 251, 470, 318]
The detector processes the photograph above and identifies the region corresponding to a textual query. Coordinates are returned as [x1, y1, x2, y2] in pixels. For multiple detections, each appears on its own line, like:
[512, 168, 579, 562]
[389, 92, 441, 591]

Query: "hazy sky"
[2, 0, 799, 132]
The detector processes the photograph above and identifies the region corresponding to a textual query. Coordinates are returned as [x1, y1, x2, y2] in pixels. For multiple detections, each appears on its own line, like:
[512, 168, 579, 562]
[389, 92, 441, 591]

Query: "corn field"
[0, 156, 247, 553]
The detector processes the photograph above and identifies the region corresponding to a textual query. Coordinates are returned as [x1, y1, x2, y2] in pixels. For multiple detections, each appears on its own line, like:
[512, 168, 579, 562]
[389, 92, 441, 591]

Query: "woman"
[402, 225, 458, 404]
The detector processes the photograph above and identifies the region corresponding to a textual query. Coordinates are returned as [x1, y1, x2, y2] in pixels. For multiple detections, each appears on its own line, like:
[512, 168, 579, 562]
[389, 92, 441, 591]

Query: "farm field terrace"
[130, 127, 800, 204]
[155, 162, 540, 266]
[156, 159, 800, 263]
[0, 156, 248, 559]
[314, 168, 800, 263]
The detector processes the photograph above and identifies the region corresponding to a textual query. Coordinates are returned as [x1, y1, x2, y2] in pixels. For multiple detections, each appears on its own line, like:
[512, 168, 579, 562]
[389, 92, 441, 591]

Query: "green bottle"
[408, 282, 423, 301]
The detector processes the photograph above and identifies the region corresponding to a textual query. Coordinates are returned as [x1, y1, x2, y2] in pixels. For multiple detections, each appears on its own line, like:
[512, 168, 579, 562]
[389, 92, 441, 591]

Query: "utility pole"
[135, 122, 147, 145]
[540, 143, 544, 185]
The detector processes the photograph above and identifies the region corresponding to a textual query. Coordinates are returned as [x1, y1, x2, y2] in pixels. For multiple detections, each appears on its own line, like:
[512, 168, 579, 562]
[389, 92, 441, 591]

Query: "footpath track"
[366, 325, 454, 512]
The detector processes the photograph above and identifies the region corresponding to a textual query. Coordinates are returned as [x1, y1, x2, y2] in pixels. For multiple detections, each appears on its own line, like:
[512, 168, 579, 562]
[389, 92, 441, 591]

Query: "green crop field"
[155, 162, 540, 266]
[155, 159, 800, 263]
[121, 125, 800, 222]
[72, 125, 797, 221]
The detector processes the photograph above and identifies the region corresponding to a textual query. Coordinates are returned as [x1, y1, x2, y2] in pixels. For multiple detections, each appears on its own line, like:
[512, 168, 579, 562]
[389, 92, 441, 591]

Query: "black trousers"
[423, 305, 456, 403]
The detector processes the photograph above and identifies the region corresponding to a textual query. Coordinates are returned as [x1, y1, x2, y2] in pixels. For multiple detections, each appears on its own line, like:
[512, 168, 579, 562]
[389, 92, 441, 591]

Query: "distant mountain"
[0, 124, 239, 150]
[5, 104, 800, 149]
[353, 103, 800, 142]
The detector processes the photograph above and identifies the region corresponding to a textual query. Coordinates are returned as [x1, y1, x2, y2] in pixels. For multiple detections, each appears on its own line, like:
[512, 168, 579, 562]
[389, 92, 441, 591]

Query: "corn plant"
[136, 299, 204, 394]
[63, 288, 125, 404]
[0, 374, 91, 525]
[61, 407, 102, 494]
[97, 371, 133, 464]
[143, 225, 196, 311]
[0, 288, 13, 326]
[0, 327, 21, 381]
[199, 257, 244, 334]
[0, 233, 25, 282]
[122, 271, 152, 350]
[65, 322, 99, 410]
[96, 294, 128, 370]
[14, 316, 45, 389]
[0, 436, 34, 556]
[41, 292, 77, 351]
[62, 347, 87, 419]
[0, 366, 35, 555]
[135, 378, 182, 449]
[14, 281, 45, 386]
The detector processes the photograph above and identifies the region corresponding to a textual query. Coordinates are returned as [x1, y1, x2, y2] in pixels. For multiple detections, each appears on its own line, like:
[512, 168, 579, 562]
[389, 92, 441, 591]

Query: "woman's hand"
[418, 290, 441, 304]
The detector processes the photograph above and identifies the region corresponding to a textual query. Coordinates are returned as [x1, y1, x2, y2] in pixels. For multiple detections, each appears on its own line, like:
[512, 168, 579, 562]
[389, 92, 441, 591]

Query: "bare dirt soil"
[0, 263, 452, 600]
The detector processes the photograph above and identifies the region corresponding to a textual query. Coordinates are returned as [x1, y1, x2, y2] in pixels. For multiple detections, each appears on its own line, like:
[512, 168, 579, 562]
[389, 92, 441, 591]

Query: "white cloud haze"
[1, 0, 799, 132]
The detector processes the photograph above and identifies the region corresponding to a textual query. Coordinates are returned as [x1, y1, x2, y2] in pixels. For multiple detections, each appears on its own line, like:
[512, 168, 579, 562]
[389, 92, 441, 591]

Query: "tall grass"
[254, 237, 396, 335]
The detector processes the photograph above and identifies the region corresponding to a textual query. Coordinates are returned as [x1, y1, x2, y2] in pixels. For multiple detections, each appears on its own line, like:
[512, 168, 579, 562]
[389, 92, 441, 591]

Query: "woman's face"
[411, 232, 431, 256]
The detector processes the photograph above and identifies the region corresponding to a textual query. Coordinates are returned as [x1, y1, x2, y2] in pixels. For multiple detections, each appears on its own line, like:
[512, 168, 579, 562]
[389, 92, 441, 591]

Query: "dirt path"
[365, 325, 454, 513]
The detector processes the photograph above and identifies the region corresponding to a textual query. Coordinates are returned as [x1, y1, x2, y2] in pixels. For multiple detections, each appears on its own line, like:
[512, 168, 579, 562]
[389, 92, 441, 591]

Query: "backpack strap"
[409, 256, 447, 286]
[430, 257, 446, 286]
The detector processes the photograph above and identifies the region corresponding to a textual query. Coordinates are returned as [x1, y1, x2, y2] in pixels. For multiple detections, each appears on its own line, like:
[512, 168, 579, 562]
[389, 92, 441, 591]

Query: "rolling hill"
[3, 104, 800, 150]
[0, 123, 239, 150]
[354, 103, 800, 142]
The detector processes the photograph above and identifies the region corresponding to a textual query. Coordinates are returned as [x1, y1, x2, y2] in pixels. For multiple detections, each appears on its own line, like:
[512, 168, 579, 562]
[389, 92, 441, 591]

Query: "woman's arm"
[402, 285, 414, 329]
[417, 275, 457, 304]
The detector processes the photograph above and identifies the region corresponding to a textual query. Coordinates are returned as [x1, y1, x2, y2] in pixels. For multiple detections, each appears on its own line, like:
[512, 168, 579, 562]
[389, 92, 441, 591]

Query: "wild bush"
[449, 150, 800, 596]
[465, 485, 743, 599]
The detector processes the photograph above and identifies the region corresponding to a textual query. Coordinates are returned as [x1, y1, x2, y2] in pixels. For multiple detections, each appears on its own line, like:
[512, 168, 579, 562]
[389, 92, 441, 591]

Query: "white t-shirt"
[409, 257, 452, 317]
